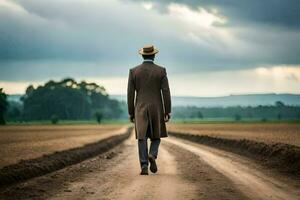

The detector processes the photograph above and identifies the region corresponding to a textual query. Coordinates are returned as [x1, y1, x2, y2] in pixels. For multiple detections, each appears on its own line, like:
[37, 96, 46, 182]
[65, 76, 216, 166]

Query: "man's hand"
[164, 113, 171, 122]
[129, 115, 135, 123]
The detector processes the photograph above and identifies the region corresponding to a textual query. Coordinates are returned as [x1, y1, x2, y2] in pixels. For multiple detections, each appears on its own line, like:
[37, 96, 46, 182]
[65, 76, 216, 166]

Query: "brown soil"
[0, 124, 126, 168]
[163, 142, 250, 200]
[169, 131, 300, 177]
[168, 123, 300, 146]
[0, 127, 132, 187]
[166, 137, 300, 200]
[0, 129, 299, 200]
[0, 134, 250, 200]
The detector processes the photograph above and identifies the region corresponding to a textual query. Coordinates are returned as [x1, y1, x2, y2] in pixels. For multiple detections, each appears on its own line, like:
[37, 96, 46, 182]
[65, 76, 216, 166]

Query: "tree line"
[0, 88, 8, 124]
[0, 78, 123, 124]
[172, 101, 300, 121]
[1, 82, 300, 125]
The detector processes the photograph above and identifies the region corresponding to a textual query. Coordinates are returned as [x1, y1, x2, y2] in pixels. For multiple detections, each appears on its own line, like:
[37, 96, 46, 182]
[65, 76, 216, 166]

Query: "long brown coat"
[127, 61, 171, 139]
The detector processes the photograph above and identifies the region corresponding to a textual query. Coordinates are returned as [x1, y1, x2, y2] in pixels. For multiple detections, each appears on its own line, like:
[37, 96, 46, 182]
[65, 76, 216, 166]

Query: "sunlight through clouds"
[168, 66, 300, 96]
[141, 1, 153, 10]
[167, 3, 226, 28]
[165, 3, 241, 55]
[255, 66, 300, 81]
[0, 0, 27, 13]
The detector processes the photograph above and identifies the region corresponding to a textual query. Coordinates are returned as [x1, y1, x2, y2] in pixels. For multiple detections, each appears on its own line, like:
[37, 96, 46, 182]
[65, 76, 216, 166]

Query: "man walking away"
[127, 44, 171, 175]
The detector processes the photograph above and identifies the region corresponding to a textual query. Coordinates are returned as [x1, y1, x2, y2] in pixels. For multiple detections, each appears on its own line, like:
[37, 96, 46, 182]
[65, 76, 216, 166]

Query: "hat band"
[143, 47, 154, 53]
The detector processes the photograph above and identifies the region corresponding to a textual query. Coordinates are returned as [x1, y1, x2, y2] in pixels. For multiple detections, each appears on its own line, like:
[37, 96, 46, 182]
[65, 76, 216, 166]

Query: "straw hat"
[138, 44, 159, 55]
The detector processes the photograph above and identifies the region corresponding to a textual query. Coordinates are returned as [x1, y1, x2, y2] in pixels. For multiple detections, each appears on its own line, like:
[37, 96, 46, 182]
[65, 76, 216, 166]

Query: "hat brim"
[138, 48, 159, 55]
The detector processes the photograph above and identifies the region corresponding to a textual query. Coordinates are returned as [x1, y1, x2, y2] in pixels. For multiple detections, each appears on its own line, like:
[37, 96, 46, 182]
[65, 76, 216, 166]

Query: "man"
[127, 44, 171, 175]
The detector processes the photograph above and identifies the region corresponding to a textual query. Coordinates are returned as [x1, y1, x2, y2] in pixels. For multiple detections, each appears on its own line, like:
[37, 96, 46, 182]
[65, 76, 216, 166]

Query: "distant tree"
[22, 81, 91, 120]
[0, 88, 8, 125]
[246, 111, 253, 118]
[261, 118, 267, 122]
[51, 115, 59, 124]
[197, 111, 204, 119]
[234, 114, 242, 121]
[275, 101, 285, 107]
[94, 110, 103, 124]
[275, 101, 285, 120]
[26, 85, 35, 95]
[277, 113, 282, 120]
[6, 105, 22, 122]
[297, 113, 300, 119]
[21, 78, 122, 121]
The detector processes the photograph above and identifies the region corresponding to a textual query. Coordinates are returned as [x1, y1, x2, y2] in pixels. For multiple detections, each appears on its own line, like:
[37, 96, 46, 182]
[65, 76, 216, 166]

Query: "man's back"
[131, 62, 166, 102]
[127, 60, 171, 140]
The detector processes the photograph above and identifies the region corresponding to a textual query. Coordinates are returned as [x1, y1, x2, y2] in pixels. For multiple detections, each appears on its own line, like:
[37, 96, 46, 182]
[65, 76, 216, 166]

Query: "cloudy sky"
[0, 0, 300, 96]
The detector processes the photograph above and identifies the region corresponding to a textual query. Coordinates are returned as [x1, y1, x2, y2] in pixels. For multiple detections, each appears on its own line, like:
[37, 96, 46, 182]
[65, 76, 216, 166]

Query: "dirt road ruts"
[1, 133, 299, 200]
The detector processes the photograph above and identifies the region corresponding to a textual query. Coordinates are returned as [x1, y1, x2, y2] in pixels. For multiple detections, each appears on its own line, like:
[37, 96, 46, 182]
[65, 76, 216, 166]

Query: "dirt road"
[166, 138, 300, 200]
[1, 133, 299, 200]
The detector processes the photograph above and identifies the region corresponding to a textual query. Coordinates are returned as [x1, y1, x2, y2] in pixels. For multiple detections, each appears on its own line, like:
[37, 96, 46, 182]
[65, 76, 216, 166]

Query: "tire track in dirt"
[46, 133, 249, 200]
[3, 132, 294, 200]
[166, 137, 300, 200]
[109, 147, 196, 200]
[48, 134, 198, 200]
[0, 127, 132, 187]
[169, 131, 300, 176]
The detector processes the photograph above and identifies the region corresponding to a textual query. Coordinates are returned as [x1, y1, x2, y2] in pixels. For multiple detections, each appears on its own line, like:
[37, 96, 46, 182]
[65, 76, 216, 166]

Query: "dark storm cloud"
[132, 0, 300, 29]
[0, 0, 300, 82]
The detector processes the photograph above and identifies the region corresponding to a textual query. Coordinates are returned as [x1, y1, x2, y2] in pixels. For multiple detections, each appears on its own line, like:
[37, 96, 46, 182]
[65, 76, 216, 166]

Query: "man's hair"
[142, 54, 155, 60]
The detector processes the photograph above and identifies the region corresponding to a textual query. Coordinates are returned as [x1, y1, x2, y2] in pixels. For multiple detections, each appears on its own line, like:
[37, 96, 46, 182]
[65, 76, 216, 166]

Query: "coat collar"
[143, 59, 154, 63]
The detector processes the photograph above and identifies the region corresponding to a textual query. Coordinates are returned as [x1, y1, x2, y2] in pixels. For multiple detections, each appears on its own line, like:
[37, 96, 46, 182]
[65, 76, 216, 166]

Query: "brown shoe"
[140, 166, 148, 175]
[149, 154, 157, 173]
